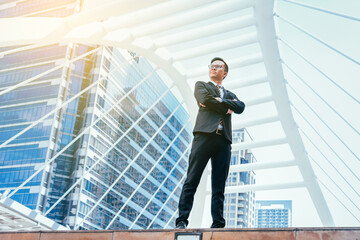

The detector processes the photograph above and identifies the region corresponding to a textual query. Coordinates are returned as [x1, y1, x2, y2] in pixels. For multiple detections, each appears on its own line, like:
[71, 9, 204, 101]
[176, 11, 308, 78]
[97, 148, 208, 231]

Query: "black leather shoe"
[176, 221, 186, 229]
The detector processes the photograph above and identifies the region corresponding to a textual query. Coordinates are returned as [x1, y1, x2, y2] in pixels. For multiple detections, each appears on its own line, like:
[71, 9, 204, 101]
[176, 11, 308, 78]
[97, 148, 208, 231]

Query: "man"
[176, 57, 245, 229]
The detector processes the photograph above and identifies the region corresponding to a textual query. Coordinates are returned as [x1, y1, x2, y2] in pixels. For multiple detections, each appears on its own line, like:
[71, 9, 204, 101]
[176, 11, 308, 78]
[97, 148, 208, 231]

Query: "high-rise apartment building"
[224, 129, 256, 228]
[0, 0, 191, 230]
[255, 200, 292, 228]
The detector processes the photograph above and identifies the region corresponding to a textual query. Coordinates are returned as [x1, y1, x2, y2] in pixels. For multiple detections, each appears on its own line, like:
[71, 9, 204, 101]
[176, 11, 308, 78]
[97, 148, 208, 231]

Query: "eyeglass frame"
[208, 64, 224, 70]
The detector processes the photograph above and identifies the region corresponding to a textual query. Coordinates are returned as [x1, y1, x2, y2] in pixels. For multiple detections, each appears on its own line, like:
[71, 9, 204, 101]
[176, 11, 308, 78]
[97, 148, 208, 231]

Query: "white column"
[253, 0, 334, 226]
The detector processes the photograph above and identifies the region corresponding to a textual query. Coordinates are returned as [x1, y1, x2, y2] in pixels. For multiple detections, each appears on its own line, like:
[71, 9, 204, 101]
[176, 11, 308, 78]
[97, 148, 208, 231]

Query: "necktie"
[216, 85, 223, 127]
[216, 85, 221, 97]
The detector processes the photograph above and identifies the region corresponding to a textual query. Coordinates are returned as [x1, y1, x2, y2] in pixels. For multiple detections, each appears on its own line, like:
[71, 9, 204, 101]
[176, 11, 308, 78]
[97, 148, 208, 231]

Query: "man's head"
[211, 57, 228, 73]
[209, 57, 228, 82]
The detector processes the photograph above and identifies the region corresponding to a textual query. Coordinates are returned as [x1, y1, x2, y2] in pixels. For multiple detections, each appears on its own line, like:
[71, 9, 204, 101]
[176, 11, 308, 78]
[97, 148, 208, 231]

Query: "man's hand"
[199, 102, 206, 108]
[214, 98, 236, 114]
[226, 99, 237, 114]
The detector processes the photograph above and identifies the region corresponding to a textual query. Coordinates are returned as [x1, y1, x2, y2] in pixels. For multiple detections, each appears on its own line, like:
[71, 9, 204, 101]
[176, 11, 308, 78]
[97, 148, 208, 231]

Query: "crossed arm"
[194, 81, 245, 115]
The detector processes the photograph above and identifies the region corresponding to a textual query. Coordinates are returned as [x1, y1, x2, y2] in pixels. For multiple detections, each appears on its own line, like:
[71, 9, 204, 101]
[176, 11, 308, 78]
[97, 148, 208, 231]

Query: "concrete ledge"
[0, 227, 360, 240]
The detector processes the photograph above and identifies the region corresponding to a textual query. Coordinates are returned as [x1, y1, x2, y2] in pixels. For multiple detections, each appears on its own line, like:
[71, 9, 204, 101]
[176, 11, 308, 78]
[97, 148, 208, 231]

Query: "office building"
[0, 0, 191, 230]
[255, 200, 292, 228]
[224, 129, 256, 228]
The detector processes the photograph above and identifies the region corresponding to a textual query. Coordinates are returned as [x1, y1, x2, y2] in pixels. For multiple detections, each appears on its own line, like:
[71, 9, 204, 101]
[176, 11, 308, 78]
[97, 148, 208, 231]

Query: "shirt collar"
[209, 80, 222, 88]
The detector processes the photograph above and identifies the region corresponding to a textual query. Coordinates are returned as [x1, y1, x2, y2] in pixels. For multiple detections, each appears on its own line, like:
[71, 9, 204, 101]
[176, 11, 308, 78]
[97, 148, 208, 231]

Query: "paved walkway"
[0, 227, 359, 240]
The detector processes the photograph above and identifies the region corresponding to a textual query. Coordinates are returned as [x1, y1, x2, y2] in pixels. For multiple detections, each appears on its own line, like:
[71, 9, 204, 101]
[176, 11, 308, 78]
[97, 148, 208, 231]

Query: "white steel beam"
[254, 0, 334, 226]
[245, 95, 273, 106]
[71, 0, 219, 45]
[0, 17, 64, 47]
[224, 75, 268, 89]
[65, 0, 167, 29]
[155, 15, 256, 48]
[0, 193, 68, 231]
[0, 44, 50, 58]
[0, 0, 168, 47]
[233, 115, 279, 129]
[228, 53, 264, 69]
[229, 159, 297, 172]
[131, 0, 254, 38]
[232, 137, 287, 151]
[225, 181, 306, 193]
[187, 53, 263, 78]
[173, 33, 258, 61]
[102, 0, 218, 33]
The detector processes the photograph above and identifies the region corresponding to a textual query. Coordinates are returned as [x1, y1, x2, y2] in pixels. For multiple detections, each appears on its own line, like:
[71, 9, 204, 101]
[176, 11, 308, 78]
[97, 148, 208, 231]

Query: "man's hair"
[211, 57, 228, 73]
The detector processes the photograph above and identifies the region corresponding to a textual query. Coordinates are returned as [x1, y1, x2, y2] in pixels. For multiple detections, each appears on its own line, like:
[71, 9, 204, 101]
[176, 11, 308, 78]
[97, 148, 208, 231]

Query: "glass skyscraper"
[224, 129, 256, 228]
[255, 200, 292, 228]
[0, 0, 191, 230]
[0, 0, 82, 217]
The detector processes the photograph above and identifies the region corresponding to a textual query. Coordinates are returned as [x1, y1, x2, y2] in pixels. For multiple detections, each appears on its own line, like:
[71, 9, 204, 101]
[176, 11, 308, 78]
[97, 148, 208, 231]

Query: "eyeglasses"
[208, 64, 223, 70]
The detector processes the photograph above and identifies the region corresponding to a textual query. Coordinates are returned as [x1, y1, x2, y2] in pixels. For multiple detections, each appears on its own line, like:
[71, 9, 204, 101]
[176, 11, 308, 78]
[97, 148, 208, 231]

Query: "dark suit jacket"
[193, 81, 245, 143]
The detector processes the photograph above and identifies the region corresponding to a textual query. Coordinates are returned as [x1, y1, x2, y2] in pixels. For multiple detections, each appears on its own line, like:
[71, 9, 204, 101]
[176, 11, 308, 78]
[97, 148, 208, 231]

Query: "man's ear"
[223, 72, 228, 79]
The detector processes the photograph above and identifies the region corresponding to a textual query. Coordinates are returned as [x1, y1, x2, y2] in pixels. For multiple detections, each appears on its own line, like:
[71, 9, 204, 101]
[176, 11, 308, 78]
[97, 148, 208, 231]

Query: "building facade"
[224, 129, 256, 228]
[0, 0, 191, 230]
[255, 200, 292, 228]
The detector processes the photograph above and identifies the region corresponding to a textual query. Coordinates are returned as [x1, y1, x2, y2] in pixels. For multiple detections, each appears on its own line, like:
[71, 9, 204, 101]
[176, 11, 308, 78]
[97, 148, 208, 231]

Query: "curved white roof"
[0, 0, 359, 227]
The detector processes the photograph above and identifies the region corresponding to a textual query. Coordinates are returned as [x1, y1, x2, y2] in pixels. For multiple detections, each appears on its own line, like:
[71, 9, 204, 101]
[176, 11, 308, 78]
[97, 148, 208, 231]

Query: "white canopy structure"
[0, 193, 68, 231]
[0, 0, 359, 228]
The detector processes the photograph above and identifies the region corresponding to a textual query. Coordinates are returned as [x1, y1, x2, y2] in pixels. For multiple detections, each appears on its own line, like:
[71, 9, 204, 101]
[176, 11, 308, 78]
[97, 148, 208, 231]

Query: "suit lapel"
[207, 81, 220, 97]
[222, 87, 228, 99]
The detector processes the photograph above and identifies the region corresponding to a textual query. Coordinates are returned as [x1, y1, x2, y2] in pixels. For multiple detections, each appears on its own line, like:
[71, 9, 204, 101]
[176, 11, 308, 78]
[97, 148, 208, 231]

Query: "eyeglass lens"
[208, 65, 223, 69]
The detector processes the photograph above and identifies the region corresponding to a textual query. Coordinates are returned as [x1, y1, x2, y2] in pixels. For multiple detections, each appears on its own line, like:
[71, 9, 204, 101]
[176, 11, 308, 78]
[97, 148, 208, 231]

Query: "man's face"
[209, 60, 227, 80]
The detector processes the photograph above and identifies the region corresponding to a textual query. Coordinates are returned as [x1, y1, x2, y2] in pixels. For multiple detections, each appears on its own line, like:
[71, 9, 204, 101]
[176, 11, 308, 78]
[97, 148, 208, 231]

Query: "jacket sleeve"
[194, 81, 228, 115]
[222, 92, 245, 114]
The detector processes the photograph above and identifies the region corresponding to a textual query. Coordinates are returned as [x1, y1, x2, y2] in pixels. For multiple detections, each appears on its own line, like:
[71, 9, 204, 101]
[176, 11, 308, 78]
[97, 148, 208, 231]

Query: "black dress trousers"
[176, 132, 231, 228]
